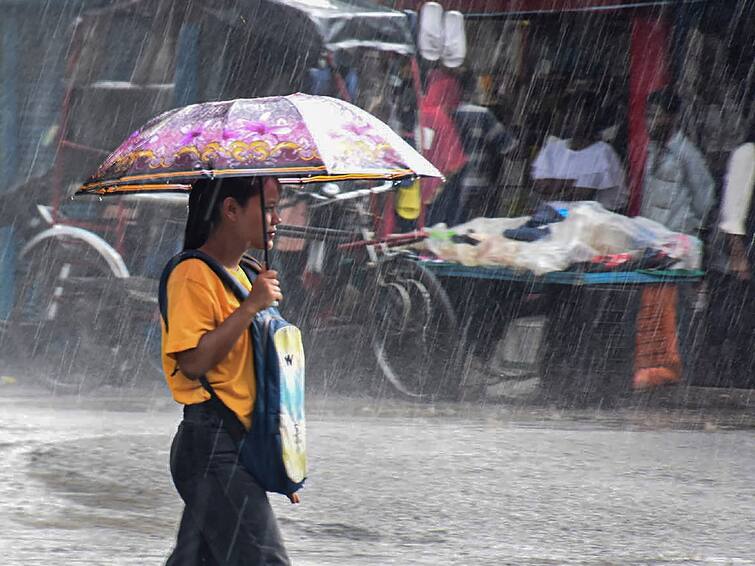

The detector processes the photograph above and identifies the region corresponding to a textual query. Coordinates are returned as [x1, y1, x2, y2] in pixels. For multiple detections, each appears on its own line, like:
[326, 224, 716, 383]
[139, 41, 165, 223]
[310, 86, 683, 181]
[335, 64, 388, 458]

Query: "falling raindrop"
[0, 0, 754, 564]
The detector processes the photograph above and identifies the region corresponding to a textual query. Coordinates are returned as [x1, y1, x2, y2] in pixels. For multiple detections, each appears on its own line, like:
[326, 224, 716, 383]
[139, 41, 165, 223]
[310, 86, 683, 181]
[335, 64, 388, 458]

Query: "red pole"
[627, 10, 670, 217]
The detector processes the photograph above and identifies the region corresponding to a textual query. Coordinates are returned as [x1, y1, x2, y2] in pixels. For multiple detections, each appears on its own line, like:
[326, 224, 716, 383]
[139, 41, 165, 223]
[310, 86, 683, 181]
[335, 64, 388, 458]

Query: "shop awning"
[204, 0, 416, 54]
[387, 0, 705, 16]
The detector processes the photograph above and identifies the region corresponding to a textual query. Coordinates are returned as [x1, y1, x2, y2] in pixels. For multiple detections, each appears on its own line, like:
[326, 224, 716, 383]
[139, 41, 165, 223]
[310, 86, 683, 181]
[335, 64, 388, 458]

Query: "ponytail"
[183, 177, 263, 250]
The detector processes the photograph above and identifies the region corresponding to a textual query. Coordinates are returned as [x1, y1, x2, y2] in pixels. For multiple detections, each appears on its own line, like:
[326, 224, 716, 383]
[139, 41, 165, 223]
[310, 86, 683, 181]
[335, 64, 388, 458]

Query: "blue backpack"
[159, 250, 307, 496]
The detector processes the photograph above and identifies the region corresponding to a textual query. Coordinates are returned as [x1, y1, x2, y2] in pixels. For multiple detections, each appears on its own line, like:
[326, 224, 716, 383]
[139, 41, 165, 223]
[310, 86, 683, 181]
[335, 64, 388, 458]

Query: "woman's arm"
[719, 145, 755, 281]
[602, 144, 629, 210]
[719, 144, 755, 236]
[684, 143, 716, 227]
[533, 178, 573, 196]
[569, 186, 599, 201]
[175, 270, 282, 379]
[533, 178, 597, 201]
[725, 234, 751, 281]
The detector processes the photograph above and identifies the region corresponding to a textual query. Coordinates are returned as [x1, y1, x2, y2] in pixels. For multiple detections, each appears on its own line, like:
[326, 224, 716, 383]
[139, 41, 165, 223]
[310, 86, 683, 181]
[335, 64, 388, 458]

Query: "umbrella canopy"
[203, 0, 416, 56]
[76, 93, 442, 196]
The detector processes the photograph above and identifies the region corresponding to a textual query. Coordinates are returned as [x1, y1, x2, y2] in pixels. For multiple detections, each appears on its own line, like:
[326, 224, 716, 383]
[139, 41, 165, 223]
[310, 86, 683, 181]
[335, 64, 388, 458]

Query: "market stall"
[383, 202, 705, 403]
[366, 0, 755, 398]
[415, 261, 701, 404]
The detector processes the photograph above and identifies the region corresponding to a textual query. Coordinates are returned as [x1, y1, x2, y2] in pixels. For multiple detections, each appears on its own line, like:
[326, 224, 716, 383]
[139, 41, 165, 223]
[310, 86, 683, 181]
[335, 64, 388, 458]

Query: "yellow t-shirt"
[161, 258, 256, 429]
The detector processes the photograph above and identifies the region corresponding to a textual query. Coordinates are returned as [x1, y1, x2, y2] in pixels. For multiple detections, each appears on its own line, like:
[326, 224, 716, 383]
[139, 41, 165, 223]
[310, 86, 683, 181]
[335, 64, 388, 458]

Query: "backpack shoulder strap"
[157, 249, 250, 444]
[240, 253, 262, 282]
[158, 251, 192, 333]
[158, 249, 249, 332]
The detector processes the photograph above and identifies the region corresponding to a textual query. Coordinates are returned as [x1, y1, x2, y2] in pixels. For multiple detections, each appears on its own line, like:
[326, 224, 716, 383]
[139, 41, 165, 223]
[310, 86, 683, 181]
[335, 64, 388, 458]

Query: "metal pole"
[1, 12, 19, 187]
[259, 180, 270, 269]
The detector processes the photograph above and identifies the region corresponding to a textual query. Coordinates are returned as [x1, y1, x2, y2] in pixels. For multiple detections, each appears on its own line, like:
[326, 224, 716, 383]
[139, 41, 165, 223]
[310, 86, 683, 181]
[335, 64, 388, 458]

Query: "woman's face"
[645, 103, 675, 142]
[231, 177, 282, 251]
[565, 102, 596, 140]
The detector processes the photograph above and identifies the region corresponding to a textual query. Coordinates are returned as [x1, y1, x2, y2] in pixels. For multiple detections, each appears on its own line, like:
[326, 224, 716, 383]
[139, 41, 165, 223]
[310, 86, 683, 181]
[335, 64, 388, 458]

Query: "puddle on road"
[25, 435, 177, 534]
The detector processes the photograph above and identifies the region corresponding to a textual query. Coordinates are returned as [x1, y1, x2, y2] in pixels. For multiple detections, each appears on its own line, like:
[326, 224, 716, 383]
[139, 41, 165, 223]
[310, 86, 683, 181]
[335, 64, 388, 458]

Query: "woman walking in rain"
[162, 176, 294, 566]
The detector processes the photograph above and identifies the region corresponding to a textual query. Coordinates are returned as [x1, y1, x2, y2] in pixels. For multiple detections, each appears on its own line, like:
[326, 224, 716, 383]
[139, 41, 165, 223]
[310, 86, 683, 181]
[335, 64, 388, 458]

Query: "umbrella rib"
[79, 168, 417, 194]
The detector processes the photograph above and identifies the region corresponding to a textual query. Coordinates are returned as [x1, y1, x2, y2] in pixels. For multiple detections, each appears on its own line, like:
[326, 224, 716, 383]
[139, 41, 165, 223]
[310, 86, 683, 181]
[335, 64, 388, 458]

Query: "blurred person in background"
[421, 68, 468, 226]
[705, 118, 755, 388]
[634, 89, 714, 390]
[640, 89, 714, 236]
[453, 71, 517, 224]
[531, 92, 627, 212]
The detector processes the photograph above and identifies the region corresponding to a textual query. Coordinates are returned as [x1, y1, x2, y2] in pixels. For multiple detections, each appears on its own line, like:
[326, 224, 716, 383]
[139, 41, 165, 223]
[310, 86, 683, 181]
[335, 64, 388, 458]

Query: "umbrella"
[76, 93, 441, 196]
[75, 93, 442, 266]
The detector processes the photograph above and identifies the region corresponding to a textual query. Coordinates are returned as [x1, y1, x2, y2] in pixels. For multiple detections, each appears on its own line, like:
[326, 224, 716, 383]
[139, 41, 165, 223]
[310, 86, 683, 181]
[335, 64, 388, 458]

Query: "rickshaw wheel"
[370, 256, 461, 400]
[9, 238, 126, 393]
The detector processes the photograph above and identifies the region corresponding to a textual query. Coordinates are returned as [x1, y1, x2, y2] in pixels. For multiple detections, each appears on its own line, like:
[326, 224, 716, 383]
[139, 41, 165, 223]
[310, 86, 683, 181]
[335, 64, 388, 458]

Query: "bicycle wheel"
[10, 238, 124, 392]
[370, 256, 461, 399]
[114, 276, 165, 387]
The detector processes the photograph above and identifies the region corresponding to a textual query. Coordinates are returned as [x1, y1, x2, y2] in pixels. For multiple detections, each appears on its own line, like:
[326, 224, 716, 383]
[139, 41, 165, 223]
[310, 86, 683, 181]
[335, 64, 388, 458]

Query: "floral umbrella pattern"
[78, 94, 441, 195]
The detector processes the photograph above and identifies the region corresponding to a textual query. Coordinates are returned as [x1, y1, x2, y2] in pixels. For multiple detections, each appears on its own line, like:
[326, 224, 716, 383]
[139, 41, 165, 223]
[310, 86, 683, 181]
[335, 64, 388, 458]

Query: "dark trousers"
[426, 171, 465, 227]
[699, 271, 755, 388]
[166, 403, 290, 566]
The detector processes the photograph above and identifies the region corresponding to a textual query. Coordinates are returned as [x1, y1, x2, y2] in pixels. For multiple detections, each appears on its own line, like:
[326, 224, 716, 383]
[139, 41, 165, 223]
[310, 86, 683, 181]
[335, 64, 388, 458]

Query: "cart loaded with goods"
[370, 201, 703, 402]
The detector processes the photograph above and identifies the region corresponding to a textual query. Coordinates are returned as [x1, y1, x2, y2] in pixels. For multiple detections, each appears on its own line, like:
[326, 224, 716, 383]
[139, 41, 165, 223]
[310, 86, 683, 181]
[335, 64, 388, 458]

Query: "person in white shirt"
[640, 90, 714, 236]
[634, 89, 715, 389]
[531, 93, 628, 211]
[705, 122, 755, 388]
[717, 134, 755, 279]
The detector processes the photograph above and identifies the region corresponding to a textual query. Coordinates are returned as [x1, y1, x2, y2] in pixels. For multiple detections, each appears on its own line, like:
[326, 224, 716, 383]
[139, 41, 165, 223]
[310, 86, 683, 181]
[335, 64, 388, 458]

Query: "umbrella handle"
[259, 181, 270, 270]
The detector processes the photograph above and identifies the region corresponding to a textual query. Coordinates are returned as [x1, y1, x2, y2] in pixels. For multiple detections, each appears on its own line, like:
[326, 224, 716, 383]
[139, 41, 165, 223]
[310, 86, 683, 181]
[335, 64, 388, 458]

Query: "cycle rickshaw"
[3, 0, 466, 397]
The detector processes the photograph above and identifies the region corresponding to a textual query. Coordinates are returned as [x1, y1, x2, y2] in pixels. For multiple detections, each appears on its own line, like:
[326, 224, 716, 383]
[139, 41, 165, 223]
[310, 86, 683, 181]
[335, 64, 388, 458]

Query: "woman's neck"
[199, 233, 246, 269]
[568, 137, 595, 150]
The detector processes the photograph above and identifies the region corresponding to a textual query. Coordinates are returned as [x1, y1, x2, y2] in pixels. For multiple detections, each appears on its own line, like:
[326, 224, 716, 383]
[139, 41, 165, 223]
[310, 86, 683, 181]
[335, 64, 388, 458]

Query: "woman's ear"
[221, 196, 239, 222]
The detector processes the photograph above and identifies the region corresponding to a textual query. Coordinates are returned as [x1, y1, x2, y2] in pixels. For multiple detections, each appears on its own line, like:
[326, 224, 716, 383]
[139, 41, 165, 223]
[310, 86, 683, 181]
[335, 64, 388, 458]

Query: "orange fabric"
[161, 259, 256, 428]
[633, 284, 681, 390]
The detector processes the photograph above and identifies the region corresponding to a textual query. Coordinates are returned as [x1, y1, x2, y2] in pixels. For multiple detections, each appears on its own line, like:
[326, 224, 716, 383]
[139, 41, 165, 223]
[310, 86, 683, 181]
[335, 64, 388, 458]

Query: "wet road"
[0, 384, 753, 566]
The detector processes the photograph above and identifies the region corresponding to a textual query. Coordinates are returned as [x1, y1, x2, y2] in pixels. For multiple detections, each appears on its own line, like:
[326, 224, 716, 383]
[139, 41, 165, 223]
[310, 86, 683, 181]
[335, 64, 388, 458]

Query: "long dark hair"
[647, 89, 682, 115]
[562, 92, 603, 141]
[184, 177, 262, 250]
